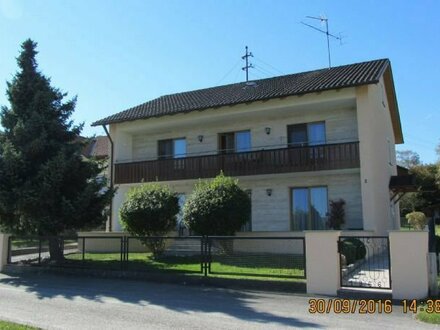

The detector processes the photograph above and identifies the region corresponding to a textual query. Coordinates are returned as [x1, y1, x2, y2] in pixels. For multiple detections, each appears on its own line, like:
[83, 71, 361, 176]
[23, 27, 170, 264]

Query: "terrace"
[114, 141, 360, 184]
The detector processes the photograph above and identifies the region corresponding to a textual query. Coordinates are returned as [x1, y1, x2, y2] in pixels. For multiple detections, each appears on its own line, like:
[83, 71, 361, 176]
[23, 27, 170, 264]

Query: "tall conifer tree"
[0, 39, 114, 260]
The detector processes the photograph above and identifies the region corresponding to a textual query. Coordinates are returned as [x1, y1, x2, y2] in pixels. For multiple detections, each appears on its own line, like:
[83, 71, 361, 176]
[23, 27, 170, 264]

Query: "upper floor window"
[219, 130, 251, 153]
[287, 122, 326, 147]
[158, 138, 186, 159]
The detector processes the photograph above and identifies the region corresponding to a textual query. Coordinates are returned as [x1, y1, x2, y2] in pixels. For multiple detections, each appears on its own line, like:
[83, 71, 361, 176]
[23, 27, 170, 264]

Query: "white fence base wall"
[305, 231, 341, 296]
[0, 234, 10, 272]
[389, 231, 429, 300]
[2, 230, 433, 300]
[77, 231, 178, 253]
[304, 230, 432, 299]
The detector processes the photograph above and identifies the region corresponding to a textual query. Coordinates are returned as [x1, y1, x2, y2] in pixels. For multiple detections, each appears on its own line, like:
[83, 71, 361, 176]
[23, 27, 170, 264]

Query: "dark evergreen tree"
[0, 39, 114, 261]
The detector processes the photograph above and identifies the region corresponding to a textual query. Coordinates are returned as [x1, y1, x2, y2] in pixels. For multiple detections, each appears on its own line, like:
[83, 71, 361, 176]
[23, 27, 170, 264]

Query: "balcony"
[114, 141, 360, 184]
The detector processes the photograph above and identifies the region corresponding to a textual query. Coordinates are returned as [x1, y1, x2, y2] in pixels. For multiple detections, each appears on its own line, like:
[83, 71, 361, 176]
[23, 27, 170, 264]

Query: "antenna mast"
[301, 16, 342, 68]
[242, 46, 254, 82]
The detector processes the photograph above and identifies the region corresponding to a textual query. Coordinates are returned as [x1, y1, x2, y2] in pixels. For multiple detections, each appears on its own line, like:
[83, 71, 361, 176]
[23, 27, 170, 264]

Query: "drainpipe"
[102, 125, 114, 232]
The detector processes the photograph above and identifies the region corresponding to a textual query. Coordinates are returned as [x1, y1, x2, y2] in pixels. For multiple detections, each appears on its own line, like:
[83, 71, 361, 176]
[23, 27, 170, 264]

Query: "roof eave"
[91, 81, 377, 127]
[383, 65, 404, 144]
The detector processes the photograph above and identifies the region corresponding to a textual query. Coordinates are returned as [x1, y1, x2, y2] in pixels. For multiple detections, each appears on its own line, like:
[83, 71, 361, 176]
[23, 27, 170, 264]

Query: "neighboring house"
[93, 59, 408, 235]
[81, 135, 110, 186]
[81, 136, 109, 160]
[81, 136, 111, 230]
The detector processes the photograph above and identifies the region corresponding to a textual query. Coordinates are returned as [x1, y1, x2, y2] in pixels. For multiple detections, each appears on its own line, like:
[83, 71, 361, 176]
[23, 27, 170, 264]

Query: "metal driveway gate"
[338, 236, 391, 290]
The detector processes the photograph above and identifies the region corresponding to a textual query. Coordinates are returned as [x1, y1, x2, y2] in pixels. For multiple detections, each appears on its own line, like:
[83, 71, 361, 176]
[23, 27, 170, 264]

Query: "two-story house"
[92, 59, 405, 235]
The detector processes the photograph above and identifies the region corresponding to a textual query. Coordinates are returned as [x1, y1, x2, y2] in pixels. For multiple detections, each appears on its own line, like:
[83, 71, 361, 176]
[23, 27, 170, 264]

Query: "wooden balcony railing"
[114, 141, 360, 184]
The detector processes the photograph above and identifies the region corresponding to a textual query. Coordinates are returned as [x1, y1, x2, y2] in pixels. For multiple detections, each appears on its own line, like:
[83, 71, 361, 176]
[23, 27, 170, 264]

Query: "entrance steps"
[164, 239, 202, 256]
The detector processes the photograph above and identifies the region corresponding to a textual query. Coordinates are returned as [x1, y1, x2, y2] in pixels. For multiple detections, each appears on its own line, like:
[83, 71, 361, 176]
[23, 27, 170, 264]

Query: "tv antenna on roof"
[301, 15, 343, 68]
[242, 46, 254, 82]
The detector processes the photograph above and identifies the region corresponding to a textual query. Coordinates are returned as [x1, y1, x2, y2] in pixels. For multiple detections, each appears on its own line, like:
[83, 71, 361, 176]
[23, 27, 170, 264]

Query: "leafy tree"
[0, 39, 114, 261]
[183, 173, 251, 236]
[396, 150, 421, 168]
[399, 164, 440, 218]
[396, 148, 440, 221]
[119, 183, 179, 257]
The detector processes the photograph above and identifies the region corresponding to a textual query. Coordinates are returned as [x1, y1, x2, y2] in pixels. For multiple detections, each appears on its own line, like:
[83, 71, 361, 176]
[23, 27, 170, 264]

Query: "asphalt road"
[0, 272, 436, 329]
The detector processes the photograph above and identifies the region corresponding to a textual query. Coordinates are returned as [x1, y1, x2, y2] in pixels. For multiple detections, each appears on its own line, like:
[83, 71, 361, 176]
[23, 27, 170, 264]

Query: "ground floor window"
[291, 186, 328, 231]
[239, 189, 252, 232]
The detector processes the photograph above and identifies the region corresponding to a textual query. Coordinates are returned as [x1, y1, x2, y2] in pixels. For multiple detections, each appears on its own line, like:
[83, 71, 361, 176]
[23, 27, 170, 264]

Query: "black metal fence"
[338, 236, 391, 290]
[205, 236, 306, 279]
[7, 235, 306, 280]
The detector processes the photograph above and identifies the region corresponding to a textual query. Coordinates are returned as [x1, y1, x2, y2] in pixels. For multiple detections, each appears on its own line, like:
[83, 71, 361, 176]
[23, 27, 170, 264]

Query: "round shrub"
[183, 173, 251, 236]
[341, 241, 357, 265]
[405, 211, 427, 230]
[341, 238, 367, 265]
[119, 183, 179, 257]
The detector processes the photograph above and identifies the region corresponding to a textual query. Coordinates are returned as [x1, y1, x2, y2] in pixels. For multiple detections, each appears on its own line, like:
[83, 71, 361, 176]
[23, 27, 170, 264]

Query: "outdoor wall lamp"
[265, 127, 271, 135]
[197, 135, 204, 142]
[266, 188, 273, 196]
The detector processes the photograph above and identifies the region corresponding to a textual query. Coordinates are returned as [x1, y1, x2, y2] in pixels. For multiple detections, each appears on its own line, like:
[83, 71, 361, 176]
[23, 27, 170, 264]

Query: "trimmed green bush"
[405, 211, 427, 230]
[341, 238, 367, 265]
[183, 173, 251, 236]
[119, 183, 179, 257]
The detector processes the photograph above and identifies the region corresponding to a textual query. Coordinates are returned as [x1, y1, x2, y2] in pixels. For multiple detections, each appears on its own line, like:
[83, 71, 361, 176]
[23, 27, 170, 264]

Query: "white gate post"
[0, 233, 10, 272]
[305, 231, 341, 296]
[389, 231, 429, 300]
[427, 253, 438, 297]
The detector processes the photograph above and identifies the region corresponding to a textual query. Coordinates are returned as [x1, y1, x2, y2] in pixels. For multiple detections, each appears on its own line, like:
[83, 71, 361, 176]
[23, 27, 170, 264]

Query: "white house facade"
[93, 59, 405, 236]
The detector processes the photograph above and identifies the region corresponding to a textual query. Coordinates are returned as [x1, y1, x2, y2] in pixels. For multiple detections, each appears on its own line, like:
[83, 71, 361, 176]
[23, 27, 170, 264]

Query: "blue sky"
[0, 0, 439, 163]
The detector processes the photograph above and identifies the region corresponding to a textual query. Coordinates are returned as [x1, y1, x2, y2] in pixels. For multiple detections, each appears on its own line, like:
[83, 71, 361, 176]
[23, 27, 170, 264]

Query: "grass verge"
[417, 306, 440, 324]
[0, 320, 39, 330]
[416, 275, 440, 324]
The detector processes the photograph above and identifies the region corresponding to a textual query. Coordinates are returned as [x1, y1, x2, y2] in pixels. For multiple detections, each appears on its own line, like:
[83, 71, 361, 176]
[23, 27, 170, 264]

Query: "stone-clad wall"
[111, 169, 362, 232]
[130, 106, 357, 162]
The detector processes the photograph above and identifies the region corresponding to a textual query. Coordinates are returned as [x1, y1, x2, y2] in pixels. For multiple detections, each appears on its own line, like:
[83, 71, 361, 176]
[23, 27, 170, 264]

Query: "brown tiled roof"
[81, 136, 109, 159]
[92, 59, 391, 126]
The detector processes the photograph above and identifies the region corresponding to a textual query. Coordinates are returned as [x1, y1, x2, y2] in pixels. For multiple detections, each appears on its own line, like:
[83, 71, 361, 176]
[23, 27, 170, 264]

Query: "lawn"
[11, 238, 77, 249]
[0, 320, 39, 330]
[399, 224, 440, 234]
[64, 252, 305, 281]
[11, 239, 41, 249]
